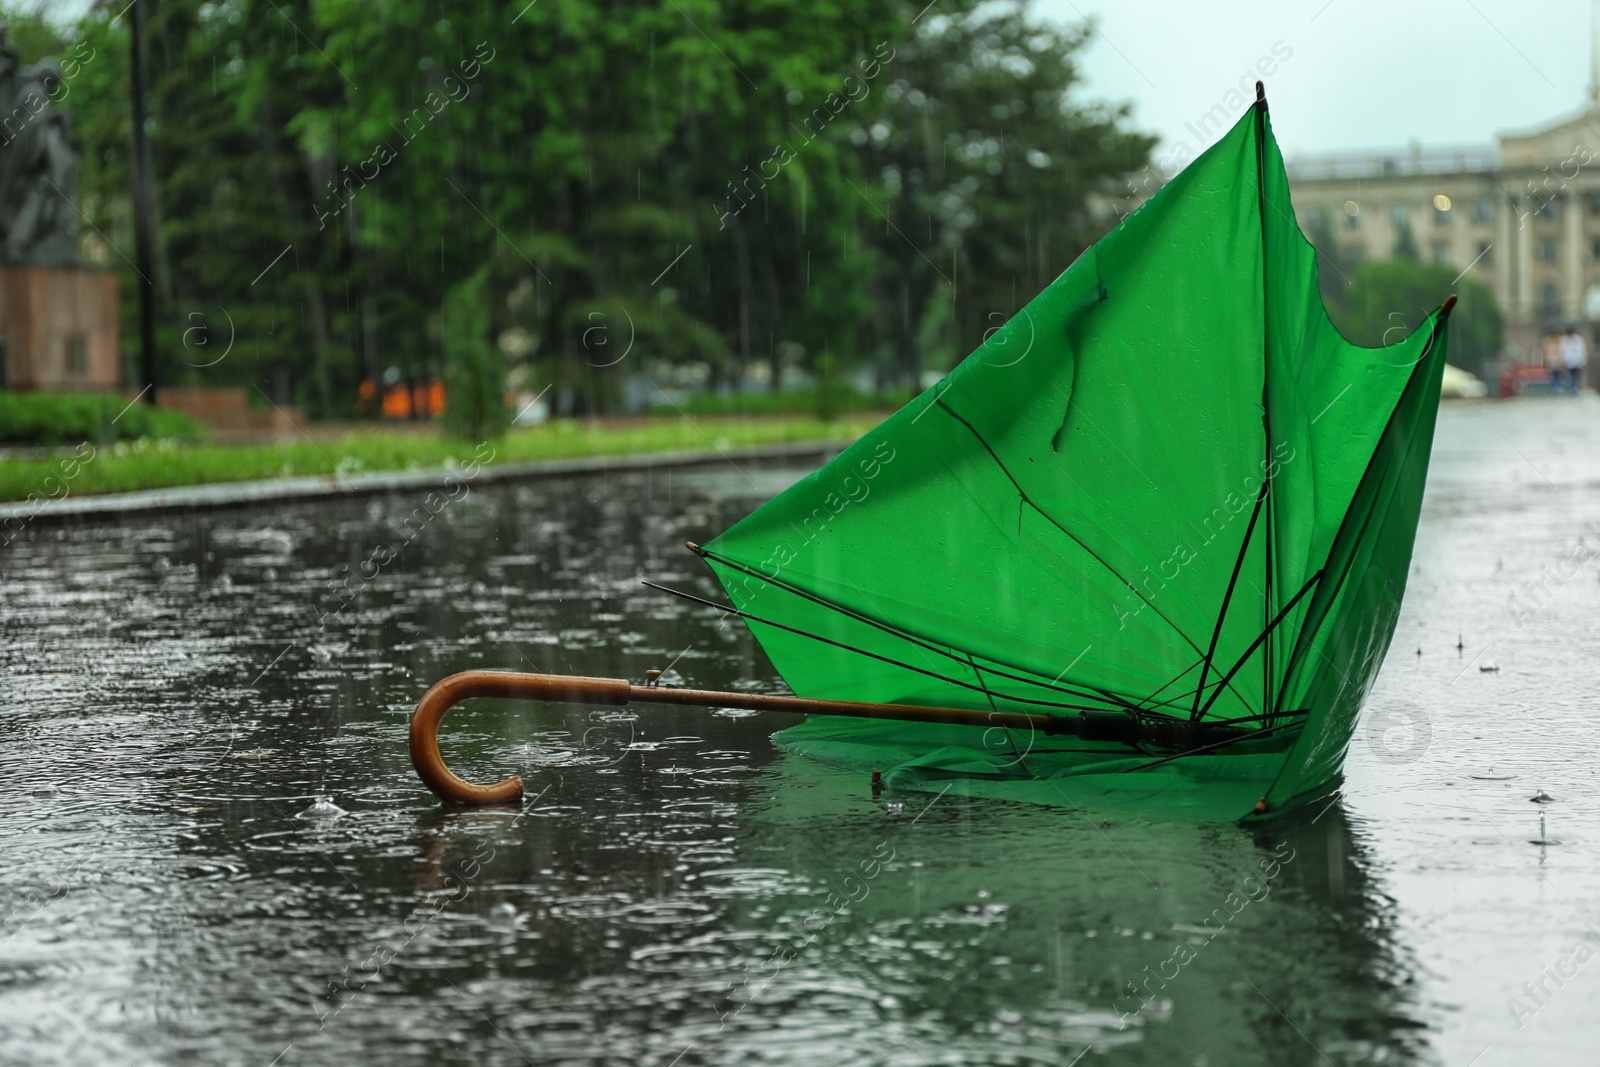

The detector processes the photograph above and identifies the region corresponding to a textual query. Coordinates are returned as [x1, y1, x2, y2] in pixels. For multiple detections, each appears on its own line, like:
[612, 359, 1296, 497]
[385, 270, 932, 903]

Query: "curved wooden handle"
[410, 669, 1055, 805]
[409, 670, 631, 804]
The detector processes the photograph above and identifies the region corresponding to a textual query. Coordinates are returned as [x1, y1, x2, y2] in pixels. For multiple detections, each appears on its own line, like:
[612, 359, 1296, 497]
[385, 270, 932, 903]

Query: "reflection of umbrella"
[710, 753, 1426, 1064]
[412, 84, 1450, 823]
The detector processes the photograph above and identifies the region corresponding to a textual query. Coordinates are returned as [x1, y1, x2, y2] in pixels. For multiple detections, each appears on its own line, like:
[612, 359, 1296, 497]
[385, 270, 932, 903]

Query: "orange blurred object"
[381, 383, 412, 418]
[367, 377, 448, 419]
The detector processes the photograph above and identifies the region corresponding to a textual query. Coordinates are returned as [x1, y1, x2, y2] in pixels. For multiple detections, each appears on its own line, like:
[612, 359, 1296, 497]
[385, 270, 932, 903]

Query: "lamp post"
[127, 1, 159, 402]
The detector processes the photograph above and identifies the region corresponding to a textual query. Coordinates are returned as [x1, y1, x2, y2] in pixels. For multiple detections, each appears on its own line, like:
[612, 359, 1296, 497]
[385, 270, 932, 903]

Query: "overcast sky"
[1039, 0, 1598, 159]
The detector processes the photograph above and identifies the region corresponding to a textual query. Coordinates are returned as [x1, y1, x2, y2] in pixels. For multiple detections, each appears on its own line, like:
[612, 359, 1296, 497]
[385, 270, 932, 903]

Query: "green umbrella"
[695, 86, 1450, 822]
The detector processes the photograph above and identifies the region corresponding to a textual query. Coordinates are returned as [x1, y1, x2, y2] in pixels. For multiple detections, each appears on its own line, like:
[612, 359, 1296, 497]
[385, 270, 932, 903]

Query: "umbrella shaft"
[409, 671, 1255, 805]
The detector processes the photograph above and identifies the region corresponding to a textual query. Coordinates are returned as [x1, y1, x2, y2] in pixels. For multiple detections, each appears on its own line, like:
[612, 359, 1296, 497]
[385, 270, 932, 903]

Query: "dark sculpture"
[0, 30, 82, 267]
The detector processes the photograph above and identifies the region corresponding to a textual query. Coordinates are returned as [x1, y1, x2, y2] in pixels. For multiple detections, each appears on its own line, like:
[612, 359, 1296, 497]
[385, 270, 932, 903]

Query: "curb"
[0, 440, 847, 528]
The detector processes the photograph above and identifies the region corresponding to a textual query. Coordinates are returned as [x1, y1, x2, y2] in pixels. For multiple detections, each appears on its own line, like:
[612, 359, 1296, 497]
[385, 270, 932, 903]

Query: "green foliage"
[1, 3, 66, 63]
[0, 391, 200, 444]
[440, 270, 508, 441]
[855, 9, 1156, 381]
[47, 0, 1152, 418]
[1326, 258, 1504, 376]
[654, 385, 911, 417]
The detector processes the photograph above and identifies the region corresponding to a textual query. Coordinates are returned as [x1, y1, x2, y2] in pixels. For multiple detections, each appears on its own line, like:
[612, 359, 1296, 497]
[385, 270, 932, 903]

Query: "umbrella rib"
[932, 398, 1246, 705]
[694, 546, 1142, 712]
[1115, 721, 1297, 774]
[642, 581, 1127, 716]
[967, 651, 1033, 774]
[1195, 568, 1325, 721]
[1255, 88, 1279, 730]
[1190, 482, 1268, 721]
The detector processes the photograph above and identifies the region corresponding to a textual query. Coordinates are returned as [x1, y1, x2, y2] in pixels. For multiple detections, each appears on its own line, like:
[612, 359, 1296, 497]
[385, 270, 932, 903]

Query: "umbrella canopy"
[698, 89, 1450, 820]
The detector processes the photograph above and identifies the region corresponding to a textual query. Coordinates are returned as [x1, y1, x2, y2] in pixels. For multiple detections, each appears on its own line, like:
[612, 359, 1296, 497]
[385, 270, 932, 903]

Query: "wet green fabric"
[702, 101, 1448, 821]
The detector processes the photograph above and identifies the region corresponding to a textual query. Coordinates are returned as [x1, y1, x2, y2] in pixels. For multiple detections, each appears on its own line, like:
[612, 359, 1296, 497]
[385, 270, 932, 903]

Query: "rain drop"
[299, 796, 347, 820]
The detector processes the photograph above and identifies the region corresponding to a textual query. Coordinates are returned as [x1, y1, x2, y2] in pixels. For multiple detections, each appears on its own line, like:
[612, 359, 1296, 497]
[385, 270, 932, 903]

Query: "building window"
[1391, 205, 1408, 227]
[1434, 208, 1452, 226]
[1431, 242, 1450, 264]
[1475, 198, 1495, 223]
[1344, 200, 1360, 230]
[1535, 197, 1560, 220]
[1476, 242, 1493, 266]
[1542, 283, 1561, 316]
[1587, 193, 1600, 215]
[65, 334, 87, 380]
[1539, 240, 1558, 263]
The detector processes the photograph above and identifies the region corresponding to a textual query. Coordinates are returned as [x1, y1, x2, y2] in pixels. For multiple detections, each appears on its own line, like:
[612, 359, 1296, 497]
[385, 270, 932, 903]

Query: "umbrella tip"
[684, 541, 706, 557]
[1441, 294, 1458, 317]
[1255, 81, 1266, 110]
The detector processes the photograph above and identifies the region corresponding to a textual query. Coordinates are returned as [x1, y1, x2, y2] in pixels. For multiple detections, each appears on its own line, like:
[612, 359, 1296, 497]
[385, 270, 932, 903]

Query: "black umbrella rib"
[690, 547, 1141, 712]
[967, 651, 1033, 773]
[1195, 567, 1324, 721]
[641, 581, 1124, 716]
[1271, 460, 1387, 715]
[1254, 83, 1279, 734]
[932, 399, 1231, 673]
[1115, 721, 1296, 774]
[1131, 655, 1225, 716]
[1190, 482, 1268, 721]
[1211, 707, 1308, 727]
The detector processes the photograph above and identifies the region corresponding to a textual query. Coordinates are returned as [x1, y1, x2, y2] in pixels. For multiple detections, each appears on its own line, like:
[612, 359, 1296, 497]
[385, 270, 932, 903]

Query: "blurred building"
[1287, 97, 1600, 360]
[0, 267, 119, 390]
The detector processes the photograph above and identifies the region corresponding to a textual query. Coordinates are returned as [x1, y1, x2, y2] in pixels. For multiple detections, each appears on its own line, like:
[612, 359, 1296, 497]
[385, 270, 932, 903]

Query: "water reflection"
[0, 458, 1424, 1065]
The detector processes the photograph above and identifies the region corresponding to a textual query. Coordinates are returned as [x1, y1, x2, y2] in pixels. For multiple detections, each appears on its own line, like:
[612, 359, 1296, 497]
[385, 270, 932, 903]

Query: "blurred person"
[1543, 330, 1567, 394]
[1562, 326, 1589, 394]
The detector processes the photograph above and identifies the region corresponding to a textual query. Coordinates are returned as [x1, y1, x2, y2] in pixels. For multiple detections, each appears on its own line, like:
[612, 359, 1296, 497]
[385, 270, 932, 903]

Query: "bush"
[0, 392, 202, 445]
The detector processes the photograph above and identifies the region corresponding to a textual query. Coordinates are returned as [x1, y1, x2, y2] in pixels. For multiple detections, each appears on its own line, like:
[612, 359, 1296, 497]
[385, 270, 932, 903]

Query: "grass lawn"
[0, 414, 886, 503]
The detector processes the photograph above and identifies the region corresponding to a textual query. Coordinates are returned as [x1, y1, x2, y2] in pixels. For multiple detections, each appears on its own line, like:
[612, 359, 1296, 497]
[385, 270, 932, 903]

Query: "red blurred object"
[1497, 364, 1552, 398]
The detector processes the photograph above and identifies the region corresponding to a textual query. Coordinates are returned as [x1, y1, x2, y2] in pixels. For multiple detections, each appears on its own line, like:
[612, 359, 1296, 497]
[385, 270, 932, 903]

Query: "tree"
[1, 4, 65, 64]
[856, 6, 1155, 388]
[440, 269, 507, 441]
[41, 0, 1154, 419]
[1327, 257, 1504, 378]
